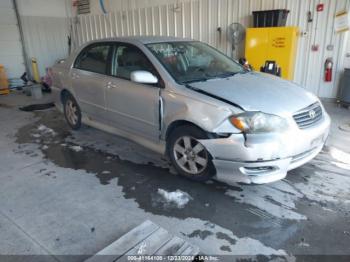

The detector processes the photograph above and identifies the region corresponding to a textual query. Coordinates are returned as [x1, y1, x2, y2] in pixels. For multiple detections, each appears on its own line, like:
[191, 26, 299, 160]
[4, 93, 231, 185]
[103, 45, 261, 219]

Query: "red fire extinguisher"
[325, 58, 333, 82]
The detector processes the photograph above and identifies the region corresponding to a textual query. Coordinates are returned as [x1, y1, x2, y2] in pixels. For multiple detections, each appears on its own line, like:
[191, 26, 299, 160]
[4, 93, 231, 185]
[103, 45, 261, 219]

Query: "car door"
[71, 43, 112, 123]
[105, 43, 161, 141]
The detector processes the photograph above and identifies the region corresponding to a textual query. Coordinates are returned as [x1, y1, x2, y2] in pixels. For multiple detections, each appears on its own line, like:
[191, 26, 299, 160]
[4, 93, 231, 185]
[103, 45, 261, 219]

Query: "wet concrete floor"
[1, 101, 350, 261]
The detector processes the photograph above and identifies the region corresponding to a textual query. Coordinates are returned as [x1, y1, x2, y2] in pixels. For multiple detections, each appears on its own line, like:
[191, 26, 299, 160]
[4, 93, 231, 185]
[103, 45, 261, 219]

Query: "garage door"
[0, 0, 25, 79]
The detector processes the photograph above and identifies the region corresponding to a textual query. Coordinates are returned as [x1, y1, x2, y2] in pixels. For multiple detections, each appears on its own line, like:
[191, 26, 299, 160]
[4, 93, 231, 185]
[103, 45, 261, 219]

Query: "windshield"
[146, 41, 245, 84]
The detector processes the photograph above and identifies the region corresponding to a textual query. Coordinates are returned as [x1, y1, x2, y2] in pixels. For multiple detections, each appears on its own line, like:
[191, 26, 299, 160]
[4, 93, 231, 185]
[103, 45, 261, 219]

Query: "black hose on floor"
[19, 103, 55, 112]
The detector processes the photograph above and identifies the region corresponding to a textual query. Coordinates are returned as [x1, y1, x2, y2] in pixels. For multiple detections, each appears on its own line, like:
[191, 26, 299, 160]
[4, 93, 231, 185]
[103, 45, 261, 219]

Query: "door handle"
[72, 72, 79, 79]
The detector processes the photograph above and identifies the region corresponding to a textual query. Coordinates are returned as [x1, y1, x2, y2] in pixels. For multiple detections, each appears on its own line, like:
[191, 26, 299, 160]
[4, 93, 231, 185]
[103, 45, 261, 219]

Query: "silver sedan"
[52, 36, 331, 184]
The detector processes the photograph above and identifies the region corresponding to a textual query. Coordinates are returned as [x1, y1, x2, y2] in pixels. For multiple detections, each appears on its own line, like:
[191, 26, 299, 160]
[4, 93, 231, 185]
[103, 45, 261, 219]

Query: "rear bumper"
[51, 85, 63, 112]
[200, 112, 331, 184]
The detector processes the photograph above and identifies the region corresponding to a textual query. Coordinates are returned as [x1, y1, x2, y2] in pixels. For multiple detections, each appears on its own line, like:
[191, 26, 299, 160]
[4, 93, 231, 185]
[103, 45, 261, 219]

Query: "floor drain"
[339, 123, 350, 132]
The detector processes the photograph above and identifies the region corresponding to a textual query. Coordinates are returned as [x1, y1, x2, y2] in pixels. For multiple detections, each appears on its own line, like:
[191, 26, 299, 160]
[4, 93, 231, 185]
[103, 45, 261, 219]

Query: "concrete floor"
[0, 91, 350, 261]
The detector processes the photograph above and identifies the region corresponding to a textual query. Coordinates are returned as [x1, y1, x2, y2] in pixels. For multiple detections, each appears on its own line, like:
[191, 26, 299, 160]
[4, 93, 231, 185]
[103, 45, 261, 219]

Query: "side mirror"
[130, 71, 158, 84]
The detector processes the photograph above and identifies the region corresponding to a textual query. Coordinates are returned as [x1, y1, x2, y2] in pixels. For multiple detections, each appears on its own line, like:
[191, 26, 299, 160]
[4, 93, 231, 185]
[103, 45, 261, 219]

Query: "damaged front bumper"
[199, 113, 331, 184]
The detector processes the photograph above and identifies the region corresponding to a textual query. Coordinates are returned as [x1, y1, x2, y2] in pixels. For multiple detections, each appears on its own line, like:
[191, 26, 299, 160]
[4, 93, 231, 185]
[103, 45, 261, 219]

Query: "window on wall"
[77, 0, 90, 15]
[75, 44, 110, 74]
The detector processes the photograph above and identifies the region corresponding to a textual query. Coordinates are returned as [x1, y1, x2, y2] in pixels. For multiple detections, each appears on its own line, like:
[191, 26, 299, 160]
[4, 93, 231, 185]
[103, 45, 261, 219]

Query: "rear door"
[104, 43, 161, 141]
[71, 43, 112, 123]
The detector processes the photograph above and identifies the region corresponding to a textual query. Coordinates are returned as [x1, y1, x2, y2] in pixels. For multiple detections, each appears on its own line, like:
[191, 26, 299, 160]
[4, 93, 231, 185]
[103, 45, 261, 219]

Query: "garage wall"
[16, 0, 71, 77]
[89, 0, 193, 14]
[71, 0, 350, 99]
[0, 0, 25, 79]
[344, 38, 350, 69]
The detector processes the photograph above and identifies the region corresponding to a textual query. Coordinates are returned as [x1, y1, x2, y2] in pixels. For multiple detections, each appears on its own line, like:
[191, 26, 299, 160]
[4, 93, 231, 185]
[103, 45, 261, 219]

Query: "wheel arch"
[165, 119, 230, 141]
[165, 120, 206, 142]
[60, 89, 75, 104]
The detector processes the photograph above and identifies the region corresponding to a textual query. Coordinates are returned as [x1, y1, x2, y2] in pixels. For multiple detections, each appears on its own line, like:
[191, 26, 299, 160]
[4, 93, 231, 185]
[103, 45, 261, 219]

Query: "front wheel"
[63, 94, 82, 130]
[168, 126, 215, 181]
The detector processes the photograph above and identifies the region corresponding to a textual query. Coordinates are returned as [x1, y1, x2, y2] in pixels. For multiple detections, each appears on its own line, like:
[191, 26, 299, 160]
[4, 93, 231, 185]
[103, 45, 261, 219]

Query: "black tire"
[63, 93, 82, 130]
[167, 125, 216, 181]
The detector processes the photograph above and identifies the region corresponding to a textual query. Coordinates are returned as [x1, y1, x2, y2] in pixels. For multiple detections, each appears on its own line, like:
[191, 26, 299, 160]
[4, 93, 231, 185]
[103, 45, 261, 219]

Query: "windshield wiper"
[182, 70, 248, 84]
[216, 72, 237, 78]
[182, 78, 211, 84]
[216, 70, 249, 78]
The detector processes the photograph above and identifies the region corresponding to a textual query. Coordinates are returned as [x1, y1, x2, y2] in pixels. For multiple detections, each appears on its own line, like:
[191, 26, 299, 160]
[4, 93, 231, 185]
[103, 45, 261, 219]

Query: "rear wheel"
[168, 126, 215, 181]
[63, 94, 81, 130]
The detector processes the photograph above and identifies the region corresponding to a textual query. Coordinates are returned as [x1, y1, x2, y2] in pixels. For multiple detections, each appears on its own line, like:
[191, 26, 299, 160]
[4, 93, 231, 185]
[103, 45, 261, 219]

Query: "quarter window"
[75, 44, 110, 74]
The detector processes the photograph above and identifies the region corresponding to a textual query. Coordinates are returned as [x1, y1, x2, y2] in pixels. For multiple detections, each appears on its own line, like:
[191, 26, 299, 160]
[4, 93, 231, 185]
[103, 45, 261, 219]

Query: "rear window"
[74, 44, 110, 74]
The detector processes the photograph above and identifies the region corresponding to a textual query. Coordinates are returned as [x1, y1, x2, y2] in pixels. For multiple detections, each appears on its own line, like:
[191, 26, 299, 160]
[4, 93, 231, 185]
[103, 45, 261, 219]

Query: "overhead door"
[0, 0, 25, 79]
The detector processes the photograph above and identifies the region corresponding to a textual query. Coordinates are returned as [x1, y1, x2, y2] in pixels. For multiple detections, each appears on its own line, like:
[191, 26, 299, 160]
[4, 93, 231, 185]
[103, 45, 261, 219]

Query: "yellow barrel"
[0, 64, 9, 95]
[31, 58, 41, 83]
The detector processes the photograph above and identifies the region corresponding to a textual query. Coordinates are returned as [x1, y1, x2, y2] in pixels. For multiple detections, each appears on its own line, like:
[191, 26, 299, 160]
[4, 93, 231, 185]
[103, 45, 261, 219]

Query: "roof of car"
[91, 36, 194, 44]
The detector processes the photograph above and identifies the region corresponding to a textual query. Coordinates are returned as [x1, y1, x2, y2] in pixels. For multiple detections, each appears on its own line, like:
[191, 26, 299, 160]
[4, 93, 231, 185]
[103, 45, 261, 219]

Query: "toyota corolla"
[52, 36, 331, 184]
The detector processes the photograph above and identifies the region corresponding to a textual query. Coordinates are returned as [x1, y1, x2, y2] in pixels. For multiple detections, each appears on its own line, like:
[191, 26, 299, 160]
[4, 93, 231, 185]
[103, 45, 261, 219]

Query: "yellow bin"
[245, 26, 299, 80]
[0, 65, 10, 95]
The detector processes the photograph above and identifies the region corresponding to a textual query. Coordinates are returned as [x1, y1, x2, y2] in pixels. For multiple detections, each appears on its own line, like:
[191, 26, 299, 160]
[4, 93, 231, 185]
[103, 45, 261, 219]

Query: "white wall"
[74, 0, 350, 99]
[90, 0, 191, 14]
[344, 36, 350, 69]
[17, 0, 72, 17]
[16, 0, 72, 77]
[0, 0, 25, 79]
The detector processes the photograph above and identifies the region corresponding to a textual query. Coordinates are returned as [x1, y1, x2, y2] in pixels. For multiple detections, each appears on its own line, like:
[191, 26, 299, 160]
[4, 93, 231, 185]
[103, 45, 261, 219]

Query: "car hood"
[190, 72, 318, 116]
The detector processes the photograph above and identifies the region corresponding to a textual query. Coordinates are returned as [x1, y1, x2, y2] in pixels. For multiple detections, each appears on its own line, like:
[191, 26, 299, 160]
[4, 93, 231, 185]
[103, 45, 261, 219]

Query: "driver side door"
[105, 43, 161, 141]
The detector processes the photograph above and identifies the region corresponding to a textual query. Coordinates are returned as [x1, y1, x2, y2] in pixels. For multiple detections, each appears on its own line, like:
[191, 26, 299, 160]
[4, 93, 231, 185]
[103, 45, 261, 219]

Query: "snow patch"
[37, 124, 56, 136]
[157, 189, 192, 208]
[70, 145, 83, 152]
[322, 207, 335, 212]
[298, 241, 310, 247]
[101, 170, 111, 175]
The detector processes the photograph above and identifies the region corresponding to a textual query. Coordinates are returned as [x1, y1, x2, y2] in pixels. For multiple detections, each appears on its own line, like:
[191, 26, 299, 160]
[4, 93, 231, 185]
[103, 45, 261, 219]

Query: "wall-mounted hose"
[99, 0, 107, 14]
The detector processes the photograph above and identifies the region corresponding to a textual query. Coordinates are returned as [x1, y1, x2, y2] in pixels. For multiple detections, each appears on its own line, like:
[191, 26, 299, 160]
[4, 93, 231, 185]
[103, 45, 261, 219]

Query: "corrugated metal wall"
[0, 0, 25, 79]
[17, 0, 71, 77]
[20, 16, 69, 76]
[71, 0, 350, 98]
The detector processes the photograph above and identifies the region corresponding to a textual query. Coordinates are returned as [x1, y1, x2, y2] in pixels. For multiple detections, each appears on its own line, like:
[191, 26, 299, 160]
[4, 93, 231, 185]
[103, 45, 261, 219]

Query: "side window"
[111, 44, 156, 80]
[75, 44, 110, 74]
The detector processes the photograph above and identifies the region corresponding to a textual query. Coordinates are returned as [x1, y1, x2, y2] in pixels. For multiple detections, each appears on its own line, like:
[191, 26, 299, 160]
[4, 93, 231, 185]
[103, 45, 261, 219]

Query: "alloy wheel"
[173, 136, 208, 175]
[65, 100, 78, 126]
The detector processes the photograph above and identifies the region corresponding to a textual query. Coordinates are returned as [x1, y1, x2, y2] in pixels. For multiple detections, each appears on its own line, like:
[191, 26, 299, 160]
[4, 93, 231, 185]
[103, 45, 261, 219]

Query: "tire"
[167, 125, 215, 181]
[63, 93, 82, 130]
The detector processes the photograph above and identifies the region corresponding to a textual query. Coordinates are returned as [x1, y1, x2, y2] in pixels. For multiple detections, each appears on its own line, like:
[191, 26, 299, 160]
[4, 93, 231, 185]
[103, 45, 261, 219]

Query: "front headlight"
[230, 112, 288, 133]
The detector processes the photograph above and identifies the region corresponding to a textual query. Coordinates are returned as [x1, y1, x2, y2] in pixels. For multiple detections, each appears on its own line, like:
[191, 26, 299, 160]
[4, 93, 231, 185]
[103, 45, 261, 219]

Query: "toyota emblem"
[309, 110, 316, 119]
